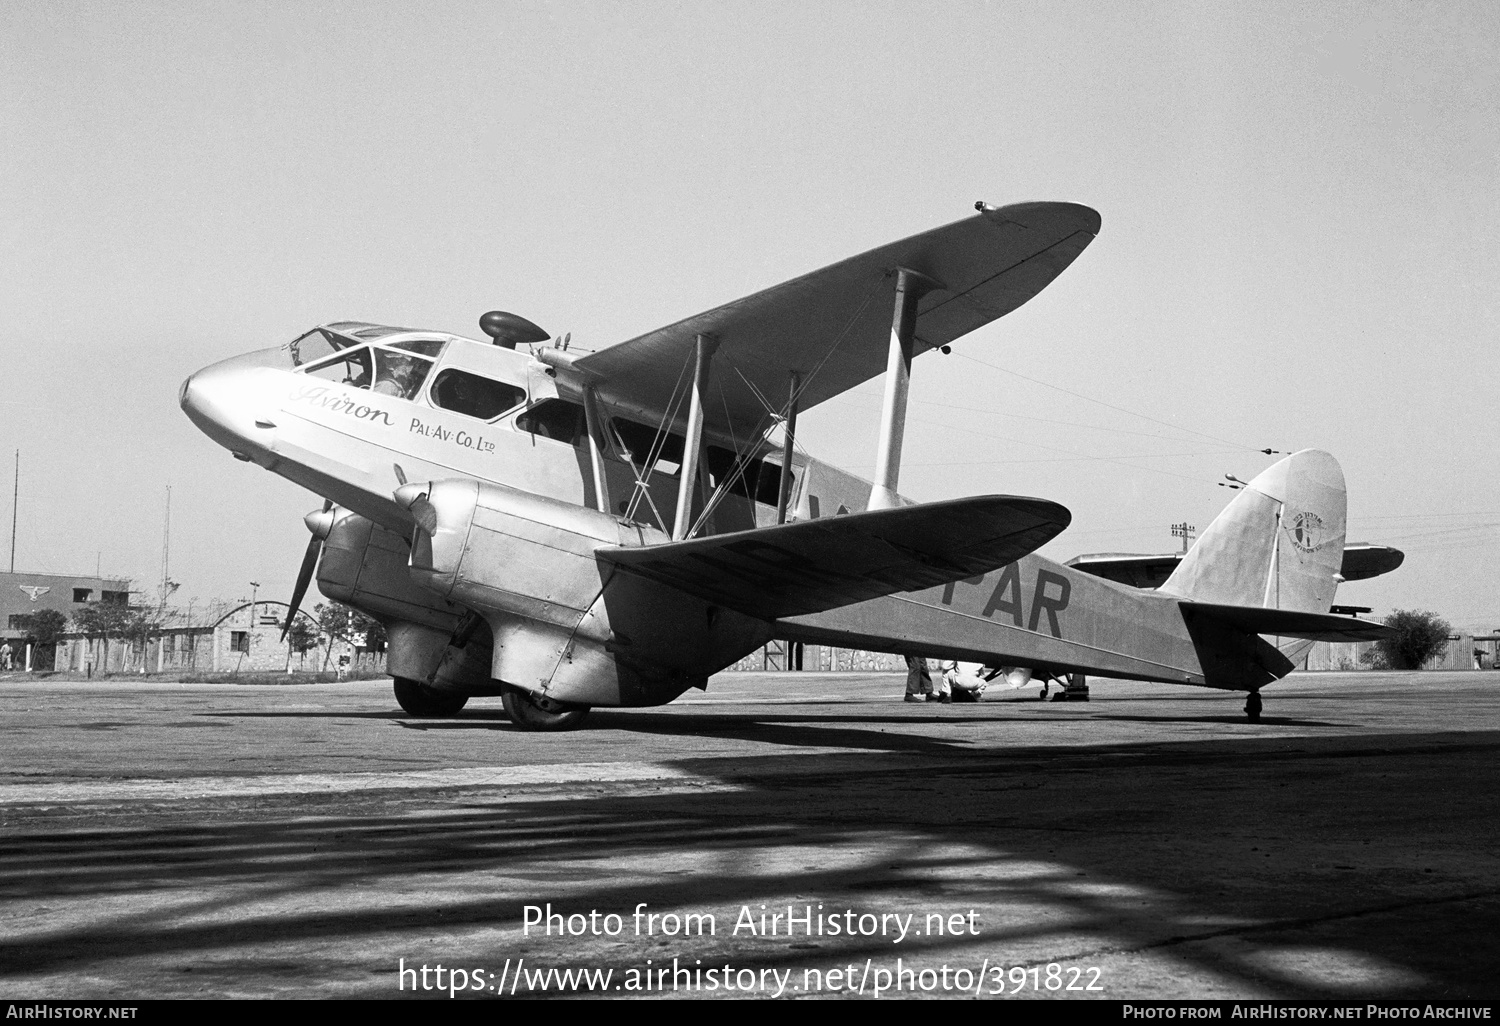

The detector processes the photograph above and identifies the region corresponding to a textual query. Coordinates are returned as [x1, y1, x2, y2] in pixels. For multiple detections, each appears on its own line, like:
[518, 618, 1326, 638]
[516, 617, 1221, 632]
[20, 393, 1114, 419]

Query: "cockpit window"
[430, 369, 526, 420]
[288, 328, 357, 367]
[370, 349, 435, 401]
[303, 347, 373, 387]
[298, 343, 436, 402]
[349, 325, 420, 340]
[387, 339, 447, 358]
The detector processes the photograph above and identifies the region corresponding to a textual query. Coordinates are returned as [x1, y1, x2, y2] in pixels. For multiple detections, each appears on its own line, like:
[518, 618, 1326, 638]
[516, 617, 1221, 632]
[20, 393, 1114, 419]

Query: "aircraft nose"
[180, 347, 289, 461]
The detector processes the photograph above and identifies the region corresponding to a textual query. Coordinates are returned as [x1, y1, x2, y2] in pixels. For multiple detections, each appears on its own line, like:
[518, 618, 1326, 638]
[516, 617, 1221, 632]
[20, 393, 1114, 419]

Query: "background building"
[53, 600, 383, 676]
[0, 571, 132, 669]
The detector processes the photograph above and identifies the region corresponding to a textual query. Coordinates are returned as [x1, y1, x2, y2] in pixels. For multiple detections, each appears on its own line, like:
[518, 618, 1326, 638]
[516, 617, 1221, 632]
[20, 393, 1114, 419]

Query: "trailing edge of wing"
[1180, 601, 1395, 642]
[597, 495, 1071, 621]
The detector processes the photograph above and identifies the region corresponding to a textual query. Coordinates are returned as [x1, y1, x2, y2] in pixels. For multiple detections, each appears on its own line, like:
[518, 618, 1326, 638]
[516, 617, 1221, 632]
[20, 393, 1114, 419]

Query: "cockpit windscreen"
[299, 336, 449, 402]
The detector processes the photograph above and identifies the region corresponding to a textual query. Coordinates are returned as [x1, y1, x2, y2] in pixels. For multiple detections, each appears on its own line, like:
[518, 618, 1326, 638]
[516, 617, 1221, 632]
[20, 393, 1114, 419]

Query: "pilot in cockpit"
[372, 351, 429, 400]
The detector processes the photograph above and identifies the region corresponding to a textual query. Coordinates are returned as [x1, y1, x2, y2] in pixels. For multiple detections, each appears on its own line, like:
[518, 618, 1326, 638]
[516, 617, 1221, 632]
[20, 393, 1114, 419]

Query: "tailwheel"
[1244, 691, 1262, 722]
[393, 676, 469, 717]
[502, 685, 590, 731]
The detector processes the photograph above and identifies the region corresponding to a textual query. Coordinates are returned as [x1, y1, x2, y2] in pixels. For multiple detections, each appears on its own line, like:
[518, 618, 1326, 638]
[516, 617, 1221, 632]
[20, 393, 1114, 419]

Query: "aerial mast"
[161, 485, 171, 597]
[9, 450, 17, 574]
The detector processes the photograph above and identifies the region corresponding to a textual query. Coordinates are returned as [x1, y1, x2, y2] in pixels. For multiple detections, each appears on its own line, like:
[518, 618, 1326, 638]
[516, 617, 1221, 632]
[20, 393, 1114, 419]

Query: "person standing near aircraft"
[0, 641, 11, 671]
[904, 655, 934, 702]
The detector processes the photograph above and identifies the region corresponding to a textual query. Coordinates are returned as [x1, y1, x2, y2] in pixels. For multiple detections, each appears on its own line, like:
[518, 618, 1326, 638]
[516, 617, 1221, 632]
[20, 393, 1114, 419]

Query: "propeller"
[394, 483, 438, 535]
[393, 461, 439, 535]
[282, 498, 334, 641]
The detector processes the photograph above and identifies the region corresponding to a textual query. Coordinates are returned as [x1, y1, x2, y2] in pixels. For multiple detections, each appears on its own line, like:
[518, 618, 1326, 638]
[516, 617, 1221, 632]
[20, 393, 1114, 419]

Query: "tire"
[502, 685, 590, 731]
[393, 676, 469, 717]
[1244, 691, 1262, 722]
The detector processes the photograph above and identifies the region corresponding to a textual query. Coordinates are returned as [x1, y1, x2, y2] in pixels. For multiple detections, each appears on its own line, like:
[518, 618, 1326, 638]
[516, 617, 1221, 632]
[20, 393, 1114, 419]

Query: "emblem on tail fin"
[1287, 511, 1326, 553]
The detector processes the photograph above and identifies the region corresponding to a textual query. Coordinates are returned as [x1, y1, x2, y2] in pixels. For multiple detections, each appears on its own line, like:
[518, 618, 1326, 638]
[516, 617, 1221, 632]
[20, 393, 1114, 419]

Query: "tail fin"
[1161, 449, 1347, 613]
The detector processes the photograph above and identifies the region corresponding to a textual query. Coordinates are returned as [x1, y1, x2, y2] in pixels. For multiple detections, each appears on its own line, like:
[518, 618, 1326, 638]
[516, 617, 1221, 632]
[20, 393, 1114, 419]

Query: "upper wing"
[1067, 542, 1406, 589]
[597, 494, 1070, 620]
[576, 202, 1099, 436]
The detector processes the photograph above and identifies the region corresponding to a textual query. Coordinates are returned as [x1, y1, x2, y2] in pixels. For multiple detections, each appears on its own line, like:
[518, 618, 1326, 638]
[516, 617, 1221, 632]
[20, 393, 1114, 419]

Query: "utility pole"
[161, 485, 171, 600]
[10, 450, 17, 573]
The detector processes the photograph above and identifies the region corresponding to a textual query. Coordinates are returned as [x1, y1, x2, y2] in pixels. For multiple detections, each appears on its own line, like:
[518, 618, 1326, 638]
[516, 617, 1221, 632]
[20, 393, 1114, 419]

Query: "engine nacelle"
[404, 478, 773, 706]
[317, 511, 495, 694]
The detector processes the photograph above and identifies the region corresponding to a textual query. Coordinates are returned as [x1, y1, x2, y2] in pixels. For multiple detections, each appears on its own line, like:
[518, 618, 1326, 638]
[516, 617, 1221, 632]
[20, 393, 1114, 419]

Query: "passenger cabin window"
[707, 446, 784, 506]
[431, 370, 526, 421]
[509, 400, 790, 506]
[516, 399, 585, 445]
[611, 419, 685, 474]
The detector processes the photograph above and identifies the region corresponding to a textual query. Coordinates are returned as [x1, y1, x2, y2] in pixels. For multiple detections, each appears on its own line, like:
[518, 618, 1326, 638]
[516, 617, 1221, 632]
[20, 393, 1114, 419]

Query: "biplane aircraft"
[181, 200, 1399, 729]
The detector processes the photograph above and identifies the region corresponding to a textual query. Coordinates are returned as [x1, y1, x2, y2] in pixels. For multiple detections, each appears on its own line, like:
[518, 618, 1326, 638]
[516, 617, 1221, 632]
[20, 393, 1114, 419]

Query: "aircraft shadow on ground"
[199, 705, 1346, 733]
[1, 731, 1498, 998]
[198, 705, 1342, 749]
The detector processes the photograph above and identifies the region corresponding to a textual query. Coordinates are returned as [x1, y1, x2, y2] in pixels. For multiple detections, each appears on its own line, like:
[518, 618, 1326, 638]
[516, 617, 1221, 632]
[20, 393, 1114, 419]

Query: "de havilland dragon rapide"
[180, 201, 1400, 729]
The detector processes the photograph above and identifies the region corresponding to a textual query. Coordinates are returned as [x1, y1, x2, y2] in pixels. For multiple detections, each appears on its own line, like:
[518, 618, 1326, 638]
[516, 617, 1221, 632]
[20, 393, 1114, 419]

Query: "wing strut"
[775, 370, 800, 524]
[582, 385, 612, 515]
[869, 267, 942, 510]
[672, 333, 719, 539]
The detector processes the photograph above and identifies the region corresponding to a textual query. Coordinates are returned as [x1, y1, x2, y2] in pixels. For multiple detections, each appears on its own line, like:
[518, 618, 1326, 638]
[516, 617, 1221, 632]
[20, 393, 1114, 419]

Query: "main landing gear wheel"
[1244, 691, 1263, 722]
[502, 685, 590, 731]
[393, 677, 469, 717]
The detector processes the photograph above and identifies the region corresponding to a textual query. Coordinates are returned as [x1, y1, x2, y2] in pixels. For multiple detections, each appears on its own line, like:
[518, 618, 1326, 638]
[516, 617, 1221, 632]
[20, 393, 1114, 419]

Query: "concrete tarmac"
[1, 670, 1497, 1000]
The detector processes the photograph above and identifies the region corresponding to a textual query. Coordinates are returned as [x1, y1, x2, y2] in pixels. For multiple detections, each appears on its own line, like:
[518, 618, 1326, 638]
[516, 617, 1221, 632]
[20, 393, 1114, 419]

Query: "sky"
[3, 1, 1497, 627]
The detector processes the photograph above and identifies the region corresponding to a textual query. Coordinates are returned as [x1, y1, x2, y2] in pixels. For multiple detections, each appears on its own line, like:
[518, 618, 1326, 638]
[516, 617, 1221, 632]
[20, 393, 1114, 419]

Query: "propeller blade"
[282, 537, 321, 641]
[283, 499, 334, 642]
[409, 497, 438, 536]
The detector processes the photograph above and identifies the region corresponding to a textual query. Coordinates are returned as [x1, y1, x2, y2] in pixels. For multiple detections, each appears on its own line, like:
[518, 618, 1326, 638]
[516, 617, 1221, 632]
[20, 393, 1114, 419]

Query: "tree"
[72, 602, 134, 673]
[285, 615, 322, 670]
[1374, 609, 1452, 670]
[313, 602, 388, 668]
[15, 609, 67, 647]
[119, 606, 172, 672]
[11, 609, 68, 671]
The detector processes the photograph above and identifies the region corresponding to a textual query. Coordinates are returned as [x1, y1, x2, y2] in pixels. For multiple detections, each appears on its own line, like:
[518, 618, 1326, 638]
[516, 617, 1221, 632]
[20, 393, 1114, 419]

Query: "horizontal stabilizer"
[1180, 601, 1394, 642]
[1339, 543, 1405, 582]
[1067, 542, 1405, 590]
[598, 495, 1070, 621]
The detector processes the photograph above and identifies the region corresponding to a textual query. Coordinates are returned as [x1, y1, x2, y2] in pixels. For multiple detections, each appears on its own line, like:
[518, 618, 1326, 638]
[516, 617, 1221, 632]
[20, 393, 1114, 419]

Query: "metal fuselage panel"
[778, 553, 1212, 685]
